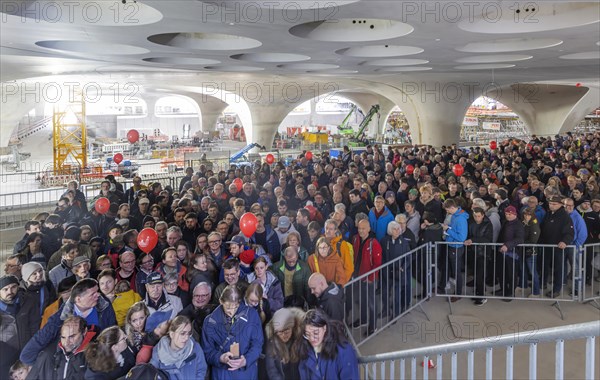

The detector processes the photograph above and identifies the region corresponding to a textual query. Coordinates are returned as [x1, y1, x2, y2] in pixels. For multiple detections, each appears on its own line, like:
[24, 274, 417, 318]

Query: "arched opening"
[460, 96, 528, 145]
[383, 106, 412, 144]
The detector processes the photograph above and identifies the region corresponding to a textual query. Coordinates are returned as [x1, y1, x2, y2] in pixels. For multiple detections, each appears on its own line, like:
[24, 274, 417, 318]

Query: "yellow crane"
[53, 92, 86, 175]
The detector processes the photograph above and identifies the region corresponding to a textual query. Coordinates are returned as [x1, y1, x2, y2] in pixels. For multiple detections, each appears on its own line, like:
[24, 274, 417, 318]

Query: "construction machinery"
[349, 104, 380, 147]
[230, 142, 266, 164]
[338, 104, 357, 136]
[53, 91, 87, 174]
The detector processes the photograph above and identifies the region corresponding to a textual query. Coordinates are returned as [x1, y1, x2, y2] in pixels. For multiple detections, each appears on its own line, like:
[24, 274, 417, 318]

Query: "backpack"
[122, 364, 170, 380]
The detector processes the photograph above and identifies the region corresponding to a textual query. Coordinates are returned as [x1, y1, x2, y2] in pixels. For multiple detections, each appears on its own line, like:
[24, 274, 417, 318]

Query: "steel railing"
[343, 243, 432, 348]
[582, 242, 600, 308]
[357, 320, 599, 380]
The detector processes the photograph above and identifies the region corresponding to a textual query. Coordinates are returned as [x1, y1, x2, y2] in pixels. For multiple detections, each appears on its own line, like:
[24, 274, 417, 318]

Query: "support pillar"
[246, 103, 297, 150]
[488, 84, 600, 136]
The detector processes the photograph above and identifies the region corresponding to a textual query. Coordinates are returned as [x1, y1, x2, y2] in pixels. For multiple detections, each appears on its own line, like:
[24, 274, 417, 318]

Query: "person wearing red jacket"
[349, 219, 382, 335]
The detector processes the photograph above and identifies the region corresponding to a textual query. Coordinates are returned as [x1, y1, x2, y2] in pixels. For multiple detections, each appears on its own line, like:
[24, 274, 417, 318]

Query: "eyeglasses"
[142, 259, 154, 265]
[276, 327, 292, 336]
[208, 240, 221, 245]
[193, 293, 211, 299]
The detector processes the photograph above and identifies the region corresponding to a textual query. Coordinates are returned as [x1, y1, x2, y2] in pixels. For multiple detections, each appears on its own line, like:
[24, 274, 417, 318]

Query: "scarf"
[156, 335, 194, 369]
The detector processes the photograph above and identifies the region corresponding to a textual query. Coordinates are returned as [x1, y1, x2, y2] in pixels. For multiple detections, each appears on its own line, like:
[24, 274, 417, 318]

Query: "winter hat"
[145, 310, 171, 332]
[385, 191, 395, 199]
[116, 219, 130, 227]
[495, 189, 508, 200]
[408, 188, 419, 196]
[142, 215, 155, 226]
[504, 206, 518, 215]
[64, 226, 81, 241]
[271, 308, 295, 332]
[57, 275, 77, 294]
[22, 262, 44, 283]
[0, 275, 19, 290]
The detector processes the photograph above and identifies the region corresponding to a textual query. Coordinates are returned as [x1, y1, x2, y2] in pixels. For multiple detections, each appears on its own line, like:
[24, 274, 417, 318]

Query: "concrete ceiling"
[1, 1, 599, 145]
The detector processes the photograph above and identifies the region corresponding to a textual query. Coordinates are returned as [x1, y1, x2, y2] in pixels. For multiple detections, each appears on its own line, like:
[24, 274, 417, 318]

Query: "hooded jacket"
[201, 303, 264, 380]
[368, 206, 395, 241]
[245, 270, 284, 312]
[298, 343, 359, 380]
[444, 207, 469, 248]
[25, 329, 95, 380]
[20, 294, 116, 365]
[316, 282, 345, 322]
[307, 252, 347, 286]
[329, 235, 354, 284]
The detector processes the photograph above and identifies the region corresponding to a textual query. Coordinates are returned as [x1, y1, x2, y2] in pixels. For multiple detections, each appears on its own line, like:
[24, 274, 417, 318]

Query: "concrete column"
[377, 81, 474, 147]
[488, 84, 600, 136]
[246, 103, 298, 150]
[185, 94, 228, 132]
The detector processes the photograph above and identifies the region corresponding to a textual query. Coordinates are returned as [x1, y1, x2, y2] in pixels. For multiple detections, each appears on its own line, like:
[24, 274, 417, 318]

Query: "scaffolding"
[53, 92, 87, 174]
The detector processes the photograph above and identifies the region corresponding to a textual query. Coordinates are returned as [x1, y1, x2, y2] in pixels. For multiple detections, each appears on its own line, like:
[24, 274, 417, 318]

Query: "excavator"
[348, 104, 380, 147]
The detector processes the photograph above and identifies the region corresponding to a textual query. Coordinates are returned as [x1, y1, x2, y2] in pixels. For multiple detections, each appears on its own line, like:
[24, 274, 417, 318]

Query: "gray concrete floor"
[358, 295, 600, 379]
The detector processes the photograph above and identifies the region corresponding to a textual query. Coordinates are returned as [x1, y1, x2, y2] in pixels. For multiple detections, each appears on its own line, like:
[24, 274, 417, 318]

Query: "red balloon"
[239, 212, 258, 238]
[137, 228, 158, 254]
[453, 164, 464, 177]
[576, 83, 582, 87]
[127, 129, 139, 144]
[406, 164, 414, 175]
[232, 178, 243, 192]
[94, 197, 110, 215]
[305, 151, 313, 160]
[489, 141, 497, 150]
[266, 153, 275, 164]
[527, 143, 533, 150]
[113, 153, 123, 164]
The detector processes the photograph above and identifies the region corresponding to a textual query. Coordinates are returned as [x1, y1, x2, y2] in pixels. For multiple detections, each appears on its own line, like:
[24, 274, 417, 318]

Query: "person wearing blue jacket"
[20, 278, 116, 365]
[368, 196, 396, 241]
[564, 198, 588, 296]
[298, 308, 359, 380]
[440, 199, 469, 301]
[151, 315, 207, 380]
[250, 213, 281, 263]
[202, 284, 264, 380]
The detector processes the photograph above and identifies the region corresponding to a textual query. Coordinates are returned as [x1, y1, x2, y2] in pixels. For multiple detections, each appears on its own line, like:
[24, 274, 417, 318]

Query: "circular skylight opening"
[363, 58, 429, 66]
[336, 45, 424, 57]
[454, 64, 516, 70]
[231, 53, 311, 63]
[36, 40, 149, 55]
[455, 54, 533, 63]
[457, 38, 563, 53]
[148, 33, 262, 51]
[290, 19, 413, 42]
[143, 57, 221, 65]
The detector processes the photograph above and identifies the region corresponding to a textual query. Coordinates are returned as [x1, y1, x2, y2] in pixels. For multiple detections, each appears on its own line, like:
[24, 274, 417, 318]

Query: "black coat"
[317, 283, 344, 322]
[540, 207, 574, 245]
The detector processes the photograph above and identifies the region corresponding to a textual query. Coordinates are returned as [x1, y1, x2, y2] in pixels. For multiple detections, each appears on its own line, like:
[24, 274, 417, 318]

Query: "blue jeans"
[521, 254, 541, 295]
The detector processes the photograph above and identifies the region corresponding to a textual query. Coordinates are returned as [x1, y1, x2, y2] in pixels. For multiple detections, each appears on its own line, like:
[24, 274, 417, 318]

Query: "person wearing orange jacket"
[307, 237, 347, 286]
[324, 219, 354, 284]
[349, 219, 382, 335]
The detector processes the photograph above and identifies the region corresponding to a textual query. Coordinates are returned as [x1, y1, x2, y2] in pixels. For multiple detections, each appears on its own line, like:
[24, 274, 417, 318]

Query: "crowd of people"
[1, 130, 599, 380]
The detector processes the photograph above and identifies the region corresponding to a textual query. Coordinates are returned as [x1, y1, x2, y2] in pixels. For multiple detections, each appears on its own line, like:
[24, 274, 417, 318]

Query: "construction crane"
[338, 104, 357, 136]
[53, 91, 87, 174]
[349, 104, 380, 147]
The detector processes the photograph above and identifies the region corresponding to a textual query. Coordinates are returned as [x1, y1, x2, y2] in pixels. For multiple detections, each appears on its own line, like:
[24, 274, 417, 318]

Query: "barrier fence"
[344, 243, 432, 348]
[345, 241, 600, 347]
[357, 320, 599, 380]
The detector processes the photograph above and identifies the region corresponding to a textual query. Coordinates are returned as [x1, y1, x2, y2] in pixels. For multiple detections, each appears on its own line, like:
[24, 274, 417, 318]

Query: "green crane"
[348, 104, 380, 147]
[338, 104, 357, 136]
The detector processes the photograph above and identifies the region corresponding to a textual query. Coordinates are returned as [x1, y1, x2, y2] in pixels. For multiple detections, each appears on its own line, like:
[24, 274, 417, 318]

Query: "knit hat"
[504, 205, 518, 215]
[385, 191, 395, 199]
[271, 308, 295, 332]
[145, 310, 171, 332]
[0, 275, 19, 290]
[116, 218, 130, 227]
[495, 189, 508, 200]
[408, 188, 419, 196]
[142, 215, 155, 226]
[64, 226, 81, 241]
[22, 262, 43, 283]
[139, 197, 150, 205]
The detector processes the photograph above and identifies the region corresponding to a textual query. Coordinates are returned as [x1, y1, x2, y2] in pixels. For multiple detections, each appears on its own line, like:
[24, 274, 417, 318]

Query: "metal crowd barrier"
[582, 242, 600, 309]
[343, 243, 432, 348]
[357, 320, 599, 380]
